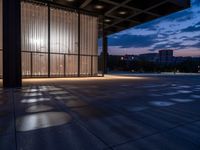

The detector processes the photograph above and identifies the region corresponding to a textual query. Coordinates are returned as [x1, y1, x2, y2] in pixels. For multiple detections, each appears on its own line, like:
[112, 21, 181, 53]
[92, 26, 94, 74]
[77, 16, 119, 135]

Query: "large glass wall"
[50, 8, 78, 76]
[80, 14, 98, 76]
[21, 1, 98, 77]
[21, 2, 48, 77]
[0, 0, 2, 78]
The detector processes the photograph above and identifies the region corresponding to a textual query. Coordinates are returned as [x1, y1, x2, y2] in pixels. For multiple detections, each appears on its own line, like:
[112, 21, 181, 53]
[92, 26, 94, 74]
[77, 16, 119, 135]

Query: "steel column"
[102, 17, 108, 74]
[3, 0, 22, 88]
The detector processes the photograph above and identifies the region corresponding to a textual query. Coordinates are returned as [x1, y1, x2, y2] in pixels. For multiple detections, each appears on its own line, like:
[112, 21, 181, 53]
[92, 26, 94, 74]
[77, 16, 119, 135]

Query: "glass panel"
[50, 8, 78, 76]
[80, 14, 98, 75]
[21, 2, 48, 77]
[21, 2, 48, 52]
[80, 56, 91, 76]
[93, 56, 98, 76]
[21, 2, 98, 78]
[50, 54, 64, 76]
[32, 53, 48, 76]
[65, 55, 78, 76]
[22, 52, 31, 76]
[50, 8, 78, 54]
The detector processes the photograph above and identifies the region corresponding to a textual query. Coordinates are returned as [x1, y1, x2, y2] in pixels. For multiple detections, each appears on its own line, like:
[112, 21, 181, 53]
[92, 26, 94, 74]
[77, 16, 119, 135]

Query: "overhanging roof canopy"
[39, 0, 190, 35]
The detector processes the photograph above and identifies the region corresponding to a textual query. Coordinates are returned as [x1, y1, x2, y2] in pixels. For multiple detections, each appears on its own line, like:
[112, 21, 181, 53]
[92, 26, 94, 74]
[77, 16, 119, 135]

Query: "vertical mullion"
[64, 54, 66, 77]
[48, 3, 50, 77]
[102, 16, 105, 77]
[31, 52, 33, 77]
[91, 55, 93, 76]
[78, 11, 80, 77]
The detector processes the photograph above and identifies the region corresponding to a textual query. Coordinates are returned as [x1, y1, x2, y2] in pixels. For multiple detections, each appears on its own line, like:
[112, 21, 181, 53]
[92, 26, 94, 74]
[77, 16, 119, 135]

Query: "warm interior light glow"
[95, 5, 104, 9]
[30, 38, 44, 46]
[21, 2, 98, 77]
[105, 19, 111, 22]
[23, 75, 148, 85]
[119, 11, 127, 15]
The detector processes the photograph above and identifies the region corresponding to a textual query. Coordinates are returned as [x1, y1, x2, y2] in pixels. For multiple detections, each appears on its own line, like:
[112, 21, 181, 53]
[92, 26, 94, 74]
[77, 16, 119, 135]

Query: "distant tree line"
[105, 56, 200, 73]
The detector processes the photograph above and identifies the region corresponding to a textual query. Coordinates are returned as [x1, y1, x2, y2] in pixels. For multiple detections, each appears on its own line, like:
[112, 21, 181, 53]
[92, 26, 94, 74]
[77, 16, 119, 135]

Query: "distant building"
[139, 53, 159, 62]
[174, 57, 191, 64]
[159, 50, 174, 64]
[122, 55, 137, 61]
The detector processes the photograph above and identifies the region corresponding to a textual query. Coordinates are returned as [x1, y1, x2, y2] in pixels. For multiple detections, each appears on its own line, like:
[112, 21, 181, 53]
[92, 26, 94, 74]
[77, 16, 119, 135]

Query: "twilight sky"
[99, 0, 200, 57]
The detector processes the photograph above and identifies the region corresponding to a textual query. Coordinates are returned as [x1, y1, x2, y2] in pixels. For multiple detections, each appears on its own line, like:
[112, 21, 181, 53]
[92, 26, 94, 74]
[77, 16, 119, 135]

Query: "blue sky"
[100, 0, 200, 57]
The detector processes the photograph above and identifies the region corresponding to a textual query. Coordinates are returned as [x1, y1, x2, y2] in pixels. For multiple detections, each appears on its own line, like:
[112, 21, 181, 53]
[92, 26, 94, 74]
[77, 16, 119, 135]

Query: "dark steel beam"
[80, 0, 93, 8]
[100, 0, 160, 17]
[105, 0, 168, 29]
[104, 0, 131, 15]
[3, 0, 22, 88]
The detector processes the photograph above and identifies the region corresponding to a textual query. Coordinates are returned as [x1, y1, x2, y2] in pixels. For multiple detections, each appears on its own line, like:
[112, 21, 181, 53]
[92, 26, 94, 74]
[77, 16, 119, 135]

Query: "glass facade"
[21, 1, 98, 77]
[21, 2, 48, 77]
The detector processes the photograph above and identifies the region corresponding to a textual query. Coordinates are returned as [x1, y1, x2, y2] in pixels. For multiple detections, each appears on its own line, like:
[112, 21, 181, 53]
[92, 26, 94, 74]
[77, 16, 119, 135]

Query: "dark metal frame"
[0, 49, 2, 78]
[21, 51, 98, 78]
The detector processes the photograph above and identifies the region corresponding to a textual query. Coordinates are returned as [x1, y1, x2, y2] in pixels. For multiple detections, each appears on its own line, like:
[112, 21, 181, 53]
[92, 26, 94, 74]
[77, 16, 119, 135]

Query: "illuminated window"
[21, 2, 98, 77]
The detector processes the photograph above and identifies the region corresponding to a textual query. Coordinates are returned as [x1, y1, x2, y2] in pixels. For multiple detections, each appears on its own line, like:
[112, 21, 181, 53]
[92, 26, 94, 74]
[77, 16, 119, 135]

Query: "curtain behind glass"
[50, 8, 78, 54]
[80, 14, 98, 76]
[50, 8, 78, 76]
[21, 2, 48, 76]
[21, 2, 98, 77]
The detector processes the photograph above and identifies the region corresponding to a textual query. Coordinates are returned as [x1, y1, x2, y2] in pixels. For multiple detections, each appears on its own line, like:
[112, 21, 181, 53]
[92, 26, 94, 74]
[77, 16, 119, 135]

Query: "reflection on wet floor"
[170, 98, 194, 103]
[194, 87, 200, 91]
[191, 95, 200, 98]
[149, 101, 175, 107]
[162, 92, 179, 96]
[65, 99, 88, 108]
[178, 85, 191, 88]
[55, 96, 77, 100]
[72, 106, 112, 119]
[149, 94, 163, 97]
[21, 98, 51, 103]
[16, 112, 71, 132]
[22, 89, 38, 92]
[177, 90, 193, 94]
[49, 91, 69, 95]
[40, 88, 63, 92]
[24, 93, 43, 97]
[126, 106, 148, 112]
[26, 105, 53, 113]
[142, 84, 168, 88]
[1, 76, 200, 150]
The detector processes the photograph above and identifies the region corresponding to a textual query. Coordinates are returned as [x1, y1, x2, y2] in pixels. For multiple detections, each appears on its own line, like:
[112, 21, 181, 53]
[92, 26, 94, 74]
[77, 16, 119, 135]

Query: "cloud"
[192, 0, 200, 6]
[181, 22, 200, 32]
[100, 0, 200, 57]
[108, 34, 158, 48]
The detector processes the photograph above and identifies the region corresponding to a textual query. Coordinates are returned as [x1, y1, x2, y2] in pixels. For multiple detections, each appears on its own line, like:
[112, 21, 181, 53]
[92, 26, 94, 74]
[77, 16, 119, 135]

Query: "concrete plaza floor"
[0, 74, 200, 150]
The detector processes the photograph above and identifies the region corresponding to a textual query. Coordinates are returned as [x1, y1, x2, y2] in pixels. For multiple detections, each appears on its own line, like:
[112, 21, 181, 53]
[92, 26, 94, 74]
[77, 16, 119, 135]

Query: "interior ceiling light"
[105, 19, 111, 22]
[66, 0, 74, 2]
[95, 5, 104, 9]
[119, 11, 127, 15]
